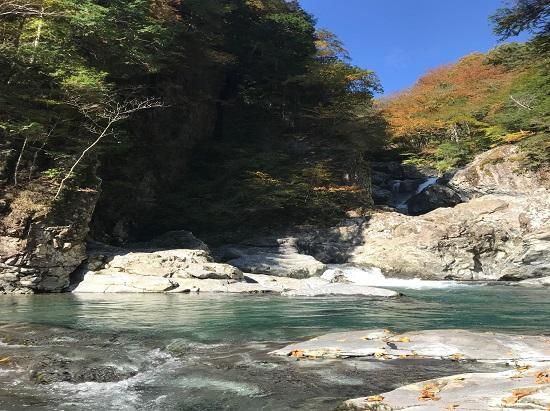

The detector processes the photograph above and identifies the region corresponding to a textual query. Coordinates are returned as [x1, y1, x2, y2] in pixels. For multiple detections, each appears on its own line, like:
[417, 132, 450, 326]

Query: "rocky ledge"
[72, 236, 397, 297]
[339, 367, 550, 411]
[270, 329, 550, 362]
[271, 329, 550, 411]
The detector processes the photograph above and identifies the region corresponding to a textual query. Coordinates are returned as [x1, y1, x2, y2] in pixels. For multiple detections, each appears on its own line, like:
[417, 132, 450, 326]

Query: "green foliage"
[383, 40, 549, 171]
[490, 0, 550, 40]
[518, 132, 550, 170]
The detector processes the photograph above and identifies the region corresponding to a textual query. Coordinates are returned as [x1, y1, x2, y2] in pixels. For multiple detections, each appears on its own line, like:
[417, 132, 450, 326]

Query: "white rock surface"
[73, 272, 178, 293]
[281, 283, 398, 297]
[340, 367, 550, 411]
[271, 329, 550, 363]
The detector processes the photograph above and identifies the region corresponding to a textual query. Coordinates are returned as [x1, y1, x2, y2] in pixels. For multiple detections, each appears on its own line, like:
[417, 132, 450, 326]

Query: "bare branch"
[510, 94, 534, 111]
[54, 94, 165, 200]
[0, 1, 56, 18]
[13, 135, 28, 186]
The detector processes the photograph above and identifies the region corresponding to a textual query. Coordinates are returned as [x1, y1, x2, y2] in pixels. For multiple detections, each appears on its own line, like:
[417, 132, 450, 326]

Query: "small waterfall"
[414, 176, 438, 195]
[392, 176, 438, 214]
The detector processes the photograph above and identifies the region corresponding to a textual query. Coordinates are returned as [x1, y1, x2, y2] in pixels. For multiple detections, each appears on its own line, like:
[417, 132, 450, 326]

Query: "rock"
[74, 247, 243, 292]
[449, 144, 549, 198]
[519, 276, 550, 287]
[127, 230, 209, 252]
[0, 183, 100, 293]
[340, 368, 550, 411]
[270, 329, 550, 363]
[351, 194, 550, 281]
[104, 250, 243, 280]
[406, 183, 462, 215]
[371, 185, 392, 204]
[321, 269, 352, 283]
[221, 237, 326, 278]
[296, 219, 367, 264]
[73, 271, 178, 293]
[281, 284, 398, 297]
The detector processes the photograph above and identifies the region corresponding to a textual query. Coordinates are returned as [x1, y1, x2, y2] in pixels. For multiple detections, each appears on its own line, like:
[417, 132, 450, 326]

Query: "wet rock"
[339, 368, 550, 411]
[406, 183, 462, 215]
[281, 284, 398, 297]
[73, 271, 179, 293]
[519, 276, 550, 287]
[271, 329, 550, 363]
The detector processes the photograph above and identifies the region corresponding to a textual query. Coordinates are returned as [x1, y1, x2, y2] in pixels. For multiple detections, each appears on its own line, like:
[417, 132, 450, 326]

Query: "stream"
[1, 283, 549, 410]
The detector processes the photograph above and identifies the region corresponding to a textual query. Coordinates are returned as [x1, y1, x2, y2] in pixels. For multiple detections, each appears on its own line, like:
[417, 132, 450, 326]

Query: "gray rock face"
[220, 237, 326, 278]
[351, 194, 550, 281]
[0, 186, 100, 294]
[406, 183, 462, 215]
[449, 144, 550, 198]
[340, 368, 550, 411]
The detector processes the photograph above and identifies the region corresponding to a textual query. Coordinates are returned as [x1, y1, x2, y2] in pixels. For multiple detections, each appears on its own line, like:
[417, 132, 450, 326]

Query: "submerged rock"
[271, 329, 550, 363]
[339, 368, 550, 411]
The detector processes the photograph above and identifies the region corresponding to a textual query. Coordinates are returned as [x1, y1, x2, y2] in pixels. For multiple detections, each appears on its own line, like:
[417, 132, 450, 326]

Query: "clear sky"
[299, 0, 530, 95]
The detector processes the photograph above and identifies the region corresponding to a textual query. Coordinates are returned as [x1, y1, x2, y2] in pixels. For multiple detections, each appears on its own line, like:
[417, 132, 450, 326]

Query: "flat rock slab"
[340, 367, 550, 411]
[281, 284, 398, 297]
[270, 329, 550, 363]
[73, 272, 178, 293]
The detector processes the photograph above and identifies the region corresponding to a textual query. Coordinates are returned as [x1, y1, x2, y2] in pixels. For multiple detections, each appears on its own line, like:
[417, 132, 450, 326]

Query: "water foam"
[322, 266, 467, 290]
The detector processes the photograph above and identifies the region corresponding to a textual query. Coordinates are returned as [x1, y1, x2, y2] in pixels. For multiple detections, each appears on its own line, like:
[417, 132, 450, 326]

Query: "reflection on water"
[0, 286, 549, 410]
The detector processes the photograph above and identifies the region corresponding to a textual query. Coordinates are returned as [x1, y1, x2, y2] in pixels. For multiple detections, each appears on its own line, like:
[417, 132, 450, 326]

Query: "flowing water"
[1, 284, 549, 410]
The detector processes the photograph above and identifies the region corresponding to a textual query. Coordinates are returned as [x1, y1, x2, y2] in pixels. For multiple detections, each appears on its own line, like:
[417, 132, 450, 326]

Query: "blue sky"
[299, 0, 529, 95]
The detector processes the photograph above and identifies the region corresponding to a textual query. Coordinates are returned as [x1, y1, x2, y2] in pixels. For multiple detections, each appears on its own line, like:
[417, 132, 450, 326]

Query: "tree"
[54, 95, 164, 199]
[491, 0, 550, 39]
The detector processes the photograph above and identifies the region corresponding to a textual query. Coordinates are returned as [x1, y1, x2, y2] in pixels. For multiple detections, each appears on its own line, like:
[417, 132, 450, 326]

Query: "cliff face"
[0, 176, 100, 293]
[89, 72, 224, 244]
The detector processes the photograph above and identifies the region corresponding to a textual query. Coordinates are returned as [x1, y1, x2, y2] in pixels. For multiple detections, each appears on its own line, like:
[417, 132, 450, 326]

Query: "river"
[1, 285, 549, 410]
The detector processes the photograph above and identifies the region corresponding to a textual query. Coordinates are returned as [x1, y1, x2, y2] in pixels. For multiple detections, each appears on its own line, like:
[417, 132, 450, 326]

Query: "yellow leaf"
[367, 395, 384, 402]
[419, 383, 442, 401]
[536, 371, 550, 384]
[449, 353, 464, 361]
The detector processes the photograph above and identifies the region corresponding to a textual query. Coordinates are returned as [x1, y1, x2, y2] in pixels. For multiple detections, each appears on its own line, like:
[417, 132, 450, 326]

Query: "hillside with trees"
[379, 41, 549, 172]
[0, 0, 386, 244]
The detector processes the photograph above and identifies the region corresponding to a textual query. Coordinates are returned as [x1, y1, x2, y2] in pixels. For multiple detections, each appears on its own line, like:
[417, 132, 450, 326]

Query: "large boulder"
[406, 183, 462, 215]
[0, 184, 100, 294]
[450, 144, 549, 198]
[219, 237, 326, 278]
[351, 193, 550, 281]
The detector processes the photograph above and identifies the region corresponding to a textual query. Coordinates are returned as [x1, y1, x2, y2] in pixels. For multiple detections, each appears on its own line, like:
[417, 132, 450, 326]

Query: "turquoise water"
[0, 285, 548, 410]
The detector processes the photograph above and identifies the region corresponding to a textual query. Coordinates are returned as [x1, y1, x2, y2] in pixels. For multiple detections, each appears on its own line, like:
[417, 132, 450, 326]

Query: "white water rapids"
[321, 265, 466, 290]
